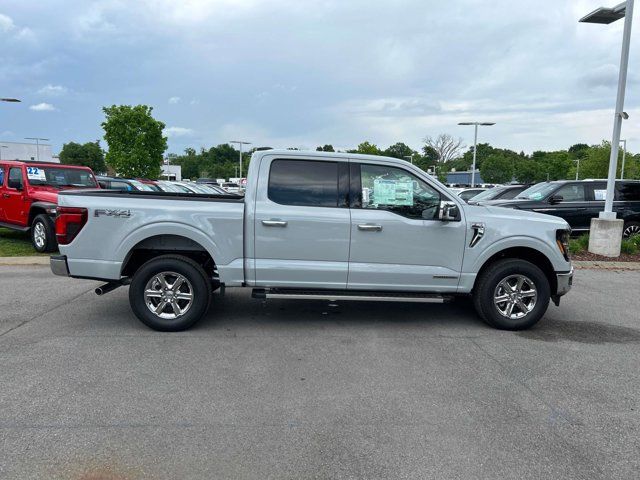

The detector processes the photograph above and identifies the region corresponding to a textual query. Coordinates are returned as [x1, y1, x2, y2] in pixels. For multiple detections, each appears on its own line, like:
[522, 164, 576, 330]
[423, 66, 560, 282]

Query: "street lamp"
[24, 137, 49, 162]
[1, 98, 21, 103]
[458, 122, 495, 187]
[574, 158, 581, 180]
[229, 140, 251, 178]
[580, 0, 634, 256]
[620, 139, 627, 179]
[404, 154, 414, 164]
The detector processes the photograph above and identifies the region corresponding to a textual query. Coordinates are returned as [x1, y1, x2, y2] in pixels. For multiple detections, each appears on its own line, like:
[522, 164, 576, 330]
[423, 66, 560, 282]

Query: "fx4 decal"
[94, 209, 132, 218]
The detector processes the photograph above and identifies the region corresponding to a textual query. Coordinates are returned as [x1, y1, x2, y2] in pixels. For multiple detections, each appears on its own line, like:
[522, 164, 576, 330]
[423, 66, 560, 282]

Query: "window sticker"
[373, 179, 414, 206]
[594, 189, 607, 201]
[26, 166, 46, 181]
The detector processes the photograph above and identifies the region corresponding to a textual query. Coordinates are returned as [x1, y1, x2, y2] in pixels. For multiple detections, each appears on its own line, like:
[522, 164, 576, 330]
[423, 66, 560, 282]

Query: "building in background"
[446, 170, 485, 186]
[0, 141, 58, 163]
[161, 164, 182, 181]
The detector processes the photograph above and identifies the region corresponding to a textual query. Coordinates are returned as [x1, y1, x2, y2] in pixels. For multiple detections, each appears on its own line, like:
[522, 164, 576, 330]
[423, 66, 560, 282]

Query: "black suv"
[481, 180, 640, 237]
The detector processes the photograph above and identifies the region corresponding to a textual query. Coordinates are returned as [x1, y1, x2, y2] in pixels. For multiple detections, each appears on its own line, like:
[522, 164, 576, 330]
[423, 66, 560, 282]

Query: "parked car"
[51, 150, 572, 332]
[220, 182, 241, 194]
[467, 185, 529, 203]
[135, 179, 162, 191]
[457, 188, 488, 202]
[480, 180, 640, 237]
[196, 178, 221, 187]
[155, 181, 191, 193]
[0, 160, 98, 252]
[97, 176, 156, 192]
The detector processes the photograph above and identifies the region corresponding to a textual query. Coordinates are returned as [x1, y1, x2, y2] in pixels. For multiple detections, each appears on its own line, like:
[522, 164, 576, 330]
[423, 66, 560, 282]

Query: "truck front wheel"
[31, 214, 57, 253]
[129, 255, 212, 331]
[473, 259, 550, 330]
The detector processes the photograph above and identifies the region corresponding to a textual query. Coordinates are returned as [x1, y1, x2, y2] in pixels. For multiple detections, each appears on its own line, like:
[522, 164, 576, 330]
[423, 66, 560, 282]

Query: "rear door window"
[616, 182, 640, 201]
[268, 159, 339, 207]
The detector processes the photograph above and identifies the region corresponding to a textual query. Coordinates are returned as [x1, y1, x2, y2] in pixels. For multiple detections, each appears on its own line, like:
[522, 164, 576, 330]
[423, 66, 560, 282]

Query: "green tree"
[480, 154, 514, 184]
[102, 105, 167, 178]
[349, 141, 382, 155]
[316, 144, 335, 152]
[59, 141, 106, 173]
[514, 158, 540, 184]
[383, 142, 416, 160]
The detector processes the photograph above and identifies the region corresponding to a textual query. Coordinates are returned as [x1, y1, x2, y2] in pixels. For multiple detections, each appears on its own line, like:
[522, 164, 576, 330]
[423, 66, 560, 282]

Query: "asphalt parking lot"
[0, 266, 639, 479]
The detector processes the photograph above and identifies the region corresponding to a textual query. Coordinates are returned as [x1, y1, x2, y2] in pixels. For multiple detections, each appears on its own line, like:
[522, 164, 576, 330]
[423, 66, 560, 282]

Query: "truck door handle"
[357, 224, 383, 232]
[262, 219, 288, 227]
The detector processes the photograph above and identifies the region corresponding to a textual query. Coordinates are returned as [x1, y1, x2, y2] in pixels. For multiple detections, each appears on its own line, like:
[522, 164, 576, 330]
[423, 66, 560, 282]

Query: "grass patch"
[621, 234, 640, 255]
[568, 234, 590, 255]
[0, 227, 50, 257]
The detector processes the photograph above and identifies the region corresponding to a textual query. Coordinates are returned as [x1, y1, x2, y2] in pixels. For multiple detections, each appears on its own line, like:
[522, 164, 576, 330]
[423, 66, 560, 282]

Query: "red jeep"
[0, 161, 99, 252]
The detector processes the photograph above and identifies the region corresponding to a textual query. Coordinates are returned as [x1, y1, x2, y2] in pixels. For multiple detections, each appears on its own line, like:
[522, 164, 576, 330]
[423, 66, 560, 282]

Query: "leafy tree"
[383, 142, 416, 161]
[102, 105, 167, 178]
[568, 143, 590, 159]
[514, 158, 540, 184]
[59, 141, 106, 173]
[316, 145, 335, 152]
[349, 141, 382, 156]
[480, 154, 514, 184]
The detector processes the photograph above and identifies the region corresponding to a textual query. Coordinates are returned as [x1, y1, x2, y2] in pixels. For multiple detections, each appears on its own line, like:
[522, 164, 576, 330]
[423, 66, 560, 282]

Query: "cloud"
[38, 84, 69, 96]
[29, 103, 56, 111]
[168, 96, 181, 104]
[165, 126, 195, 137]
[0, 13, 15, 32]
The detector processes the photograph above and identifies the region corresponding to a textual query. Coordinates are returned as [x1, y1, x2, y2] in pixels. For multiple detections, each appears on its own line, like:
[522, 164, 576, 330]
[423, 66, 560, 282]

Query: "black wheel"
[473, 258, 550, 330]
[128, 254, 212, 331]
[623, 221, 640, 238]
[31, 214, 57, 253]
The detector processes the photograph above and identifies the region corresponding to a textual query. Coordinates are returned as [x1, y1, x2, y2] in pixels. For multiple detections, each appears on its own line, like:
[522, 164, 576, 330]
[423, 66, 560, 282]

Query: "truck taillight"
[55, 207, 88, 245]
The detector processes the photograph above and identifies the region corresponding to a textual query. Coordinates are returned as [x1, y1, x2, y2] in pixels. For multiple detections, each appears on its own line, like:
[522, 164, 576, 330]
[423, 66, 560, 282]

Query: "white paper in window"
[594, 189, 607, 201]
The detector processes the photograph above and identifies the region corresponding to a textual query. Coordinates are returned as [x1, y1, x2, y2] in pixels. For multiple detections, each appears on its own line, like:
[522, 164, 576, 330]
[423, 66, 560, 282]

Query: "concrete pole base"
[588, 218, 624, 257]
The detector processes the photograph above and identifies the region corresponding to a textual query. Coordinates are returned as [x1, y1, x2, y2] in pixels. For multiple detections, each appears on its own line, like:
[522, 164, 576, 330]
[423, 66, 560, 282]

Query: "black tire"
[31, 214, 57, 253]
[473, 258, 550, 330]
[128, 254, 212, 331]
[623, 221, 640, 238]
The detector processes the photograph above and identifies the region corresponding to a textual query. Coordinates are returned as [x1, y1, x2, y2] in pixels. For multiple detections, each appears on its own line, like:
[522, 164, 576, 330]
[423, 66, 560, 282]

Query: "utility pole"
[458, 122, 495, 187]
[230, 141, 251, 178]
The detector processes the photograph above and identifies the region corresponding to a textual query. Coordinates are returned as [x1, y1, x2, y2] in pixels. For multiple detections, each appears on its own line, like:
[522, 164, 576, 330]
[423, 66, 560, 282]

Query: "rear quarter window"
[616, 183, 640, 201]
[268, 159, 339, 207]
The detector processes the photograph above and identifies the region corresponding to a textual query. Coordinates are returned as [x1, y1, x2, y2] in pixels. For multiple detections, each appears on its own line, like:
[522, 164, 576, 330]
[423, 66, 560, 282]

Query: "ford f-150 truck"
[50, 150, 573, 331]
[0, 160, 99, 252]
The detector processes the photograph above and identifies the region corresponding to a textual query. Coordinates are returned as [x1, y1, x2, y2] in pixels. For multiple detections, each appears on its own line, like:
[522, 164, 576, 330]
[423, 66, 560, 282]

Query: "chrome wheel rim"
[144, 272, 194, 320]
[493, 274, 537, 320]
[623, 225, 640, 238]
[33, 222, 46, 249]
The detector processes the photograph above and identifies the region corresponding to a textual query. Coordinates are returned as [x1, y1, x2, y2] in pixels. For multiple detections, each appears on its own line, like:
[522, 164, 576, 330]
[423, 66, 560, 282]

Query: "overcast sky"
[1, 0, 639, 156]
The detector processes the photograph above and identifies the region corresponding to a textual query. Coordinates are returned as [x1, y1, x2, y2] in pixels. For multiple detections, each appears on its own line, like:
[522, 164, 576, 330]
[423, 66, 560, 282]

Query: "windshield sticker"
[26, 166, 46, 181]
[594, 189, 607, 201]
[373, 179, 413, 206]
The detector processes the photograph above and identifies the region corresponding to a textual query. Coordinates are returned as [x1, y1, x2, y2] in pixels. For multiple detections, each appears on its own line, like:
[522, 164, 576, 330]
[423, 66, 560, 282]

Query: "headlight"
[556, 229, 571, 261]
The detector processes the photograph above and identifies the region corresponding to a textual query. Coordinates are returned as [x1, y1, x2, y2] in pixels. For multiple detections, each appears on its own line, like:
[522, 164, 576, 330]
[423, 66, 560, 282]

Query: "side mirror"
[548, 194, 563, 204]
[8, 178, 22, 190]
[439, 202, 459, 221]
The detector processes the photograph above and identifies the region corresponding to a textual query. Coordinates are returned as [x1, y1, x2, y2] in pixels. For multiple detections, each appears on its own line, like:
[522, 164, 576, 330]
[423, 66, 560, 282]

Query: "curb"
[0, 256, 49, 266]
[573, 260, 640, 270]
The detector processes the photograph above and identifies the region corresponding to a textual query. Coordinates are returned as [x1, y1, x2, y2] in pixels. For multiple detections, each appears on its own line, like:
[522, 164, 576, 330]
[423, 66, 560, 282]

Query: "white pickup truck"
[51, 150, 573, 331]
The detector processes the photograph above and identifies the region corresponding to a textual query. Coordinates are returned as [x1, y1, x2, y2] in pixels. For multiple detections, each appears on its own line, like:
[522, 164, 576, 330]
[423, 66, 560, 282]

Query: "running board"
[252, 288, 452, 303]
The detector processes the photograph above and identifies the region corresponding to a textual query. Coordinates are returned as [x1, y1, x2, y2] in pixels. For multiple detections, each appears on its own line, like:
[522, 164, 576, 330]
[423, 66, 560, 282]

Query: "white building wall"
[0, 141, 57, 163]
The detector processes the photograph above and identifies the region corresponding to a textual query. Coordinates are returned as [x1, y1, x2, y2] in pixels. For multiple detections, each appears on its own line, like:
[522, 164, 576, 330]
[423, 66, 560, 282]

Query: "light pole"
[575, 158, 581, 180]
[229, 141, 251, 178]
[0, 145, 7, 161]
[24, 137, 49, 162]
[1, 98, 21, 103]
[580, 1, 634, 256]
[404, 154, 414, 164]
[620, 139, 627, 179]
[458, 122, 495, 187]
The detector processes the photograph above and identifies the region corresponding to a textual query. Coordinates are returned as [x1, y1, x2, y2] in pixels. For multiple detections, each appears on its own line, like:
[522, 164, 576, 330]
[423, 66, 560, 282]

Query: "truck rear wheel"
[128, 254, 212, 331]
[473, 258, 550, 330]
[31, 214, 57, 253]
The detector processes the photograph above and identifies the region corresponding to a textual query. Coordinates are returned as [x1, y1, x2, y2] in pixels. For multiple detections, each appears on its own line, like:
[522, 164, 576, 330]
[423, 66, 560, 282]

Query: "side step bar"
[252, 288, 452, 304]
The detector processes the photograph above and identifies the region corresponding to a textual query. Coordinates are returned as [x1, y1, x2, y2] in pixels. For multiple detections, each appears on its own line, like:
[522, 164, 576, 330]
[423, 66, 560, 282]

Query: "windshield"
[127, 179, 155, 191]
[469, 187, 503, 202]
[26, 166, 97, 188]
[516, 182, 558, 200]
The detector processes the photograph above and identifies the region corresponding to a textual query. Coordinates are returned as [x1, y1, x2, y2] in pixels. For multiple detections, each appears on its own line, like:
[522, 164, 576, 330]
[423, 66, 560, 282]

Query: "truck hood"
[28, 188, 58, 204]
[464, 203, 569, 229]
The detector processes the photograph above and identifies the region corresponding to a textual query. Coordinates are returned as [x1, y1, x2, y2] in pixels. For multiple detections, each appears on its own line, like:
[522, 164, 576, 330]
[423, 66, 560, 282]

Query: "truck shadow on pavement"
[517, 318, 640, 345]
